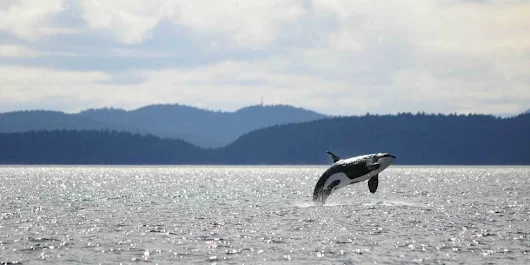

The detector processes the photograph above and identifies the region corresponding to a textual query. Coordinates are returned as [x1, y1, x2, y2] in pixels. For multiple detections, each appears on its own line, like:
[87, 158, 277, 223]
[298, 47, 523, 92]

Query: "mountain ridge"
[1, 112, 529, 165]
[0, 110, 121, 132]
[0, 103, 328, 147]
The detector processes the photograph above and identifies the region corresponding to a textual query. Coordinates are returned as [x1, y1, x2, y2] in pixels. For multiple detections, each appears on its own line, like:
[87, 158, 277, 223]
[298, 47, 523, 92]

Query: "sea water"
[0, 166, 529, 264]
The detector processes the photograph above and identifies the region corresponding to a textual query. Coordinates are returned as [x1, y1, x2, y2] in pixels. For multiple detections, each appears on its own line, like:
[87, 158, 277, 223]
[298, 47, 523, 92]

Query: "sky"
[0, 0, 529, 116]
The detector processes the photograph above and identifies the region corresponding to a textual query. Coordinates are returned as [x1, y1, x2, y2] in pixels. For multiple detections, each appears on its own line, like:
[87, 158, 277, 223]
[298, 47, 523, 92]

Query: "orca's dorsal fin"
[326, 151, 341, 163]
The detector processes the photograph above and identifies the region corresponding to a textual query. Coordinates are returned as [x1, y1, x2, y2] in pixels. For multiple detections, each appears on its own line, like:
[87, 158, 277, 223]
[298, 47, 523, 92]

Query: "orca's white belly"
[323, 172, 351, 191]
[353, 173, 372, 183]
[323, 172, 374, 192]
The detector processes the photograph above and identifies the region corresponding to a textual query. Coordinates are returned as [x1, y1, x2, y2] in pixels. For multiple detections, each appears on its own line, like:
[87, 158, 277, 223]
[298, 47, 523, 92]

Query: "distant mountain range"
[1, 113, 529, 165]
[0, 104, 327, 147]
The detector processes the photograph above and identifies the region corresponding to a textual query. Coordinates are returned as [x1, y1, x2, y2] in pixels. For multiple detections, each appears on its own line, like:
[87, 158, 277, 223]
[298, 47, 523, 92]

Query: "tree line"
[1, 113, 529, 165]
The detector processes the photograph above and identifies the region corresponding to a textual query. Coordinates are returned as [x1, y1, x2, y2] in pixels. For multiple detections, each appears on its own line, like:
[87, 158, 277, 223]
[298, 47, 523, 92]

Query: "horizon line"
[0, 102, 527, 117]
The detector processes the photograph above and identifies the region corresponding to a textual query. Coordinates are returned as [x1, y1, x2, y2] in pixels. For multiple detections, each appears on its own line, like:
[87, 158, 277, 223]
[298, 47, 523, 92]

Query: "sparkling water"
[0, 166, 529, 264]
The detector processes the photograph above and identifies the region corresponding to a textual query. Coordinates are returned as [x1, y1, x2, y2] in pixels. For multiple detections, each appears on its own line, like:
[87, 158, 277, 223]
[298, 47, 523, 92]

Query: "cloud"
[0, 66, 110, 112]
[0, 61, 348, 113]
[98, 70, 149, 85]
[78, 0, 306, 47]
[163, 0, 306, 48]
[79, 0, 164, 44]
[328, 31, 364, 52]
[0, 0, 70, 40]
[392, 67, 530, 114]
[0, 44, 81, 58]
[0, 0, 529, 115]
[1, 57, 525, 115]
[0, 45, 42, 57]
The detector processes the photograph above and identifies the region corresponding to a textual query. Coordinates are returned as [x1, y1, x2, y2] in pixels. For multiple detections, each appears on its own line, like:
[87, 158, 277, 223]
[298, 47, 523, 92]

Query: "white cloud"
[315, 0, 530, 55]
[79, 0, 165, 44]
[409, 2, 530, 56]
[0, 45, 80, 57]
[392, 67, 530, 114]
[0, 45, 42, 57]
[0, 61, 350, 113]
[328, 31, 363, 52]
[0, 66, 111, 112]
[164, 0, 305, 48]
[1, 49, 529, 115]
[1, 0, 530, 115]
[132, 59, 351, 111]
[0, 0, 68, 40]
[78, 0, 306, 47]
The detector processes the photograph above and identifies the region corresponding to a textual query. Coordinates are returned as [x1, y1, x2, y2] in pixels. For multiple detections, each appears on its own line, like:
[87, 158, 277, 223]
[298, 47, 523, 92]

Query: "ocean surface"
[0, 166, 529, 264]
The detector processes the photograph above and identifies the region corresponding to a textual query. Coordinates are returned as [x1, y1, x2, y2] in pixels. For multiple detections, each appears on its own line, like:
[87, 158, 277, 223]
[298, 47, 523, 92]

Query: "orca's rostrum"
[313, 151, 396, 204]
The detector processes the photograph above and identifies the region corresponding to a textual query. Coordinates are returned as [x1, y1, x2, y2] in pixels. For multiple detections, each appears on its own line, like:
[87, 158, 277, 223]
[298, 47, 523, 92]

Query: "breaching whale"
[313, 151, 396, 204]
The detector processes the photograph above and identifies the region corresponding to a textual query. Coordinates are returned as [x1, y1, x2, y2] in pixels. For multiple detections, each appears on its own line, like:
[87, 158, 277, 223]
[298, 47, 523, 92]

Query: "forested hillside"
[0, 113, 529, 165]
[218, 113, 530, 165]
[0, 130, 205, 164]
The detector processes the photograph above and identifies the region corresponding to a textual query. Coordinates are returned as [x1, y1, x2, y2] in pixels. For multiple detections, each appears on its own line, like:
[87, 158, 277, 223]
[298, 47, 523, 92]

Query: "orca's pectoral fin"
[326, 151, 341, 163]
[368, 174, 379, 193]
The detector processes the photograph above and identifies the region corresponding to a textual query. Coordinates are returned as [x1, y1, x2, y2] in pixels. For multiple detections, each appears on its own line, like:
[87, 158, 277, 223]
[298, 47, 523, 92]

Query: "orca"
[313, 151, 396, 204]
